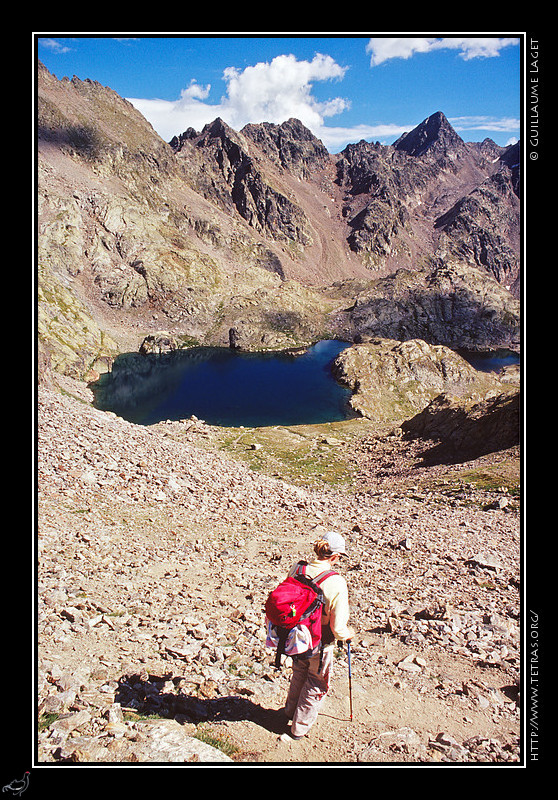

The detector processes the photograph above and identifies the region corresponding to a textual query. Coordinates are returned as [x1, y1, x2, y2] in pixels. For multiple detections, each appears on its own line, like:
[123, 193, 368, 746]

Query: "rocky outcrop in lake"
[332, 338, 516, 423]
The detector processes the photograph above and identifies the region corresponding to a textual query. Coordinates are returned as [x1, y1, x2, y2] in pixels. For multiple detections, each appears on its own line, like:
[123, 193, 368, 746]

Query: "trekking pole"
[347, 640, 353, 722]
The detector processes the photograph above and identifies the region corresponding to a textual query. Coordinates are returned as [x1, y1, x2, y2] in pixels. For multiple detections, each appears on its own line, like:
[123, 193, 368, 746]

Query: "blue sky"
[36, 34, 522, 152]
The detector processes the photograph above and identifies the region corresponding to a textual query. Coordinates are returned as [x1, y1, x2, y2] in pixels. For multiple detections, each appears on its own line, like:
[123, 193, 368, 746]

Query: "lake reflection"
[92, 340, 354, 427]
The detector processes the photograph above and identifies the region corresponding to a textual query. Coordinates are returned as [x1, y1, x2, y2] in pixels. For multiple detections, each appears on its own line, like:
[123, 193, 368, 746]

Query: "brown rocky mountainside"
[34, 60, 523, 769]
[37, 61, 520, 378]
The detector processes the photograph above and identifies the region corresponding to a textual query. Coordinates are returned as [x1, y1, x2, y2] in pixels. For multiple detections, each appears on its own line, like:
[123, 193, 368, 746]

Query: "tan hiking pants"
[284, 646, 334, 737]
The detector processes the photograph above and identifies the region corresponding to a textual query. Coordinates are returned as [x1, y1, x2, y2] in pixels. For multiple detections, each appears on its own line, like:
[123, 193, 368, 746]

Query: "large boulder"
[401, 389, 520, 464]
[139, 332, 178, 355]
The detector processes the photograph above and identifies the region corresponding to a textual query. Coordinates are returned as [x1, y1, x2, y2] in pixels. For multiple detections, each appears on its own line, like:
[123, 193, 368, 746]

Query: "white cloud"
[366, 37, 437, 66]
[128, 53, 350, 143]
[437, 37, 520, 60]
[316, 123, 412, 151]
[366, 37, 520, 66]
[222, 53, 348, 130]
[38, 38, 72, 54]
[180, 80, 211, 102]
[448, 115, 521, 134]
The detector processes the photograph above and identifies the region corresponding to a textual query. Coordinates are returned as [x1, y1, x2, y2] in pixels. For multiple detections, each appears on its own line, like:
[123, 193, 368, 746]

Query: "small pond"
[92, 339, 355, 428]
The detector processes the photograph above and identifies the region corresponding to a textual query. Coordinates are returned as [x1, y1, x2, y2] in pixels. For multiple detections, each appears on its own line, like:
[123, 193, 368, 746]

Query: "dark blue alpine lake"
[91, 341, 520, 428]
[92, 339, 354, 428]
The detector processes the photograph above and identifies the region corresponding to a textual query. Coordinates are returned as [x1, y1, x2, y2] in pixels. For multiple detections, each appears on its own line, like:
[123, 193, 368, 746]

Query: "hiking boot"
[280, 730, 304, 742]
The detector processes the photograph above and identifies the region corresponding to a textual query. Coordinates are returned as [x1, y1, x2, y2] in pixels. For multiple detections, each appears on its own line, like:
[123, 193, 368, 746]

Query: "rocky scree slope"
[37, 63, 520, 380]
[36, 366, 520, 765]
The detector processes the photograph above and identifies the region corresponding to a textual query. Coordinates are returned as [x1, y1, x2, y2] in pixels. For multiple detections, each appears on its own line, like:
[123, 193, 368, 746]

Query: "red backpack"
[265, 561, 336, 668]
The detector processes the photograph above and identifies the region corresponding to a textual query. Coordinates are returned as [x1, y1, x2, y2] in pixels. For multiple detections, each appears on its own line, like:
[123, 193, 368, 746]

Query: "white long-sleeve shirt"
[288, 559, 354, 643]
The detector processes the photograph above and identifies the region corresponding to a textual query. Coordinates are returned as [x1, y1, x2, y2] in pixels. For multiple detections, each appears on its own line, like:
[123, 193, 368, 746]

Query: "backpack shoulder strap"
[294, 564, 337, 585]
[313, 570, 337, 585]
[293, 563, 337, 592]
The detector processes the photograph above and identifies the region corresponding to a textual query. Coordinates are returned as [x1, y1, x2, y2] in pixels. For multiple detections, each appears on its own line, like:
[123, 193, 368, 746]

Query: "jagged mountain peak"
[241, 118, 331, 178]
[394, 111, 465, 158]
[170, 117, 249, 156]
[199, 116, 240, 140]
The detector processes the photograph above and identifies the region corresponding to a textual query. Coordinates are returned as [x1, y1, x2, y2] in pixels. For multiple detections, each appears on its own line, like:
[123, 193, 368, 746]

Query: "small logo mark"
[2, 772, 30, 797]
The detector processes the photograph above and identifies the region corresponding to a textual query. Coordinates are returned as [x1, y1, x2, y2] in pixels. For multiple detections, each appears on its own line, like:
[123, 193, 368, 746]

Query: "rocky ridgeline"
[37, 373, 520, 764]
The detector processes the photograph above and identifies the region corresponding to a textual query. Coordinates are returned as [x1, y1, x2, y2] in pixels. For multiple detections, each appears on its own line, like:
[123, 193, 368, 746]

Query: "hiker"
[281, 531, 355, 741]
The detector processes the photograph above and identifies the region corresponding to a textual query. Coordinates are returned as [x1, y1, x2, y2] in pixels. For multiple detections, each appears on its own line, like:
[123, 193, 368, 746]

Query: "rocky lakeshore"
[34, 372, 521, 767]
